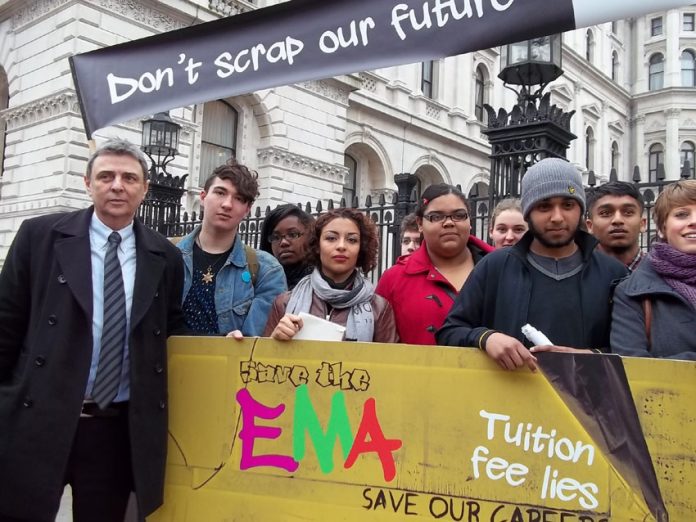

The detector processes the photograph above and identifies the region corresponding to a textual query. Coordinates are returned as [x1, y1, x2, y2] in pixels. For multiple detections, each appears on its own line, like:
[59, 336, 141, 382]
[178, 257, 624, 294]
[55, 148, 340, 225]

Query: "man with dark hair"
[586, 181, 646, 272]
[437, 158, 627, 370]
[0, 138, 186, 520]
[177, 159, 286, 337]
[399, 213, 421, 256]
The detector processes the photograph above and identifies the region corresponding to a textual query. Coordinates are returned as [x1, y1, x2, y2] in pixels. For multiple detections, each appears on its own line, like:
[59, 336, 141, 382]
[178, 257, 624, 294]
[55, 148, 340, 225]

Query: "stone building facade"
[1, 0, 695, 262]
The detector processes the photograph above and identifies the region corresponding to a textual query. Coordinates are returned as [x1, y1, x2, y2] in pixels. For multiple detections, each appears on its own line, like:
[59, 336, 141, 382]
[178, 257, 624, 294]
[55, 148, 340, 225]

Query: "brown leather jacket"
[263, 290, 399, 343]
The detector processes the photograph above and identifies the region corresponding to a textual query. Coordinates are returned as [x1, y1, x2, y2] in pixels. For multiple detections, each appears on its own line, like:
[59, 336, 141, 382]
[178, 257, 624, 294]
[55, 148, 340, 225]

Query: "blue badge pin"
[242, 270, 251, 284]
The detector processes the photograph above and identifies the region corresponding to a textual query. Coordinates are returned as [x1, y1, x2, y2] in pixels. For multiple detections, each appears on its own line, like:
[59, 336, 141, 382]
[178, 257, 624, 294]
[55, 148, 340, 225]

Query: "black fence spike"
[632, 165, 641, 183]
[587, 170, 596, 187]
[681, 159, 692, 179]
[657, 163, 666, 181]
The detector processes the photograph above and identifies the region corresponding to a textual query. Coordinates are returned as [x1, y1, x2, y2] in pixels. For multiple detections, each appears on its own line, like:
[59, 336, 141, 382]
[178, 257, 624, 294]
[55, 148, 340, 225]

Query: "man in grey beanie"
[437, 158, 628, 370]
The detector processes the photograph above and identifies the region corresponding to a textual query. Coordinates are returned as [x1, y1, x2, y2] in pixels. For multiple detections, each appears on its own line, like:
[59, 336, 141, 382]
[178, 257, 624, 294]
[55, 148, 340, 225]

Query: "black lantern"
[141, 112, 181, 175]
[499, 35, 563, 102]
[138, 112, 187, 235]
[481, 33, 575, 227]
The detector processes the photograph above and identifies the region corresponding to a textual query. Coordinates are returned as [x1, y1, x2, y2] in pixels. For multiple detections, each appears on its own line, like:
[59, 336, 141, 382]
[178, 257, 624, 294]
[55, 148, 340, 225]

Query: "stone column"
[598, 101, 608, 177]
[665, 108, 681, 179]
[572, 82, 584, 165]
[632, 115, 646, 178]
[665, 9, 681, 88]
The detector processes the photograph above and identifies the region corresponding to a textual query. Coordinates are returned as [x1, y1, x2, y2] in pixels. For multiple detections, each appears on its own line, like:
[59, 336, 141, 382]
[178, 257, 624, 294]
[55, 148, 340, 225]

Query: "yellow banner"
[149, 338, 696, 521]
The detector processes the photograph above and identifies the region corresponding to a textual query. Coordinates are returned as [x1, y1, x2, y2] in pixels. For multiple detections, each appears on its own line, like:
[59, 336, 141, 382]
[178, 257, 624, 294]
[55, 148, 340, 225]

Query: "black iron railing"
[144, 162, 693, 278]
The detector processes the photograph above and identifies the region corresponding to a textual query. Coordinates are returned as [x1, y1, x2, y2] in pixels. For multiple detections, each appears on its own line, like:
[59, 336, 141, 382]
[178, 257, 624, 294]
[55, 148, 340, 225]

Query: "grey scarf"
[286, 268, 375, 342]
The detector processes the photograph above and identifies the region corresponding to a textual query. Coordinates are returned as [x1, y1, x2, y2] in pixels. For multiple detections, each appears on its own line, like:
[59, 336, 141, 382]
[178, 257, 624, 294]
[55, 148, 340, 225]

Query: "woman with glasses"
[376, 184, 493, 345]
[264, 208, 398, 343]
[611, 180, 696, 359]
[260, 204, 315, 290]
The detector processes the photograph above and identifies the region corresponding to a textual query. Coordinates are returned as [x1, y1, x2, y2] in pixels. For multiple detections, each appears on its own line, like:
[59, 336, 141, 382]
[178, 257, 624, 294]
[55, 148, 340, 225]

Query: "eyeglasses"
[268, 231, 304, 244]
[401, 237, 422, 246]
[422, 211, 469, 223]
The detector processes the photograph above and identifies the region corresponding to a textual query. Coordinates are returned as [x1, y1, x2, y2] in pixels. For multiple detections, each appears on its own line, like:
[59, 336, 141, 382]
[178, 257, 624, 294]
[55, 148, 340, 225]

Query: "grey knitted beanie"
[520, 158, 586, 218]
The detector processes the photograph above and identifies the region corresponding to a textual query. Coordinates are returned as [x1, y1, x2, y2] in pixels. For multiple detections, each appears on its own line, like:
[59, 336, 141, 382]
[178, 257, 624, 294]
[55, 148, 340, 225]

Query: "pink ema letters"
[235, 384, 403, 481]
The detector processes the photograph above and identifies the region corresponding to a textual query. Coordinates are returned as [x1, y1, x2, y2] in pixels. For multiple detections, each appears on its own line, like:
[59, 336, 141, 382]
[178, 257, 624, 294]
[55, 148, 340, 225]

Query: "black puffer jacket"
[436, 231, 628, 351]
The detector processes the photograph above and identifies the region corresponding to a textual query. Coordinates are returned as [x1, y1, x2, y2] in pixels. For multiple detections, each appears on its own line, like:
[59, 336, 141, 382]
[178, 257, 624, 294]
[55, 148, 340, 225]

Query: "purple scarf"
[649, 242, 696, 310]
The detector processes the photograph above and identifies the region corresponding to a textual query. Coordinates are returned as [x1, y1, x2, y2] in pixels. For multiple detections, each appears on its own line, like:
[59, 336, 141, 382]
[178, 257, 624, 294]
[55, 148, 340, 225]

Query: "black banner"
[69, 0, 693, 138]
[70, 0, 576, 137]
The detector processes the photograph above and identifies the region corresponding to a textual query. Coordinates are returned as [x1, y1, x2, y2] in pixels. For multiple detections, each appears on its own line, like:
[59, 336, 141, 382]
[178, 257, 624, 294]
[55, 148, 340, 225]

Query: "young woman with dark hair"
[259, 204, 315, 289]
[376, 183, 493, 345]
[264, 208, 398, 343]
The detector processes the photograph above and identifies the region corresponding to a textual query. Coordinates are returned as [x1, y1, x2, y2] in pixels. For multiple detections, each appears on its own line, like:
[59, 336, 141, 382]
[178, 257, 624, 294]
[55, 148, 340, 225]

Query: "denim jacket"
[178, 227, 287, 336]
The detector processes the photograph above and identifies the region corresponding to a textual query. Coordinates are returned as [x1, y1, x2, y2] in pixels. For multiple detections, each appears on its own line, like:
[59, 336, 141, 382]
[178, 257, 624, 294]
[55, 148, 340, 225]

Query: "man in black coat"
[437, 158, 627, 370]
[0, 138, 185, 521]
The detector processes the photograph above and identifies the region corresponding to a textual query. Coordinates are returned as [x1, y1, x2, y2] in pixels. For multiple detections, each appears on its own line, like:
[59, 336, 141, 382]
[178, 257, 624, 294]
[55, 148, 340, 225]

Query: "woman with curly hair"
[259, 204, 315, 289]
[263, 208, 398, 343]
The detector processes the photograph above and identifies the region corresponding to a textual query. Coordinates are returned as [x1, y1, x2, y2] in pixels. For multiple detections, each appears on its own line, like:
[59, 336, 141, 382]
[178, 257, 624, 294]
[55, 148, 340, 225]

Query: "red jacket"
[375, 236, 493, 345]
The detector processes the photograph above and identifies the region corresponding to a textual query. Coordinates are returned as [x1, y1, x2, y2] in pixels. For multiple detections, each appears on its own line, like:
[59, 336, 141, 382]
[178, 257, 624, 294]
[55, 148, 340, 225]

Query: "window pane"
[649, 54, 664, 90]
[201, 101, 238, 183]
[343, 154, 357, 204]
[682, 50, 695, 87]
[509, 42, 528, 64]
[611, 142, 619, 171]
[475, 67, 485, 121]
[651, 17, 663, 36]
[684, 13, 695, 31]
[421, 61, 433, 98]
[649, 144, 664, 182]
[530, 37, 550, 61]
[681, 141, 695, 177]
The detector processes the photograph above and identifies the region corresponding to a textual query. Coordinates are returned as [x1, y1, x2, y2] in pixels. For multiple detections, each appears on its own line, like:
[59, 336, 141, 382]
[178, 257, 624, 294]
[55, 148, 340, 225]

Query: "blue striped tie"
[92, 231, 126, 409]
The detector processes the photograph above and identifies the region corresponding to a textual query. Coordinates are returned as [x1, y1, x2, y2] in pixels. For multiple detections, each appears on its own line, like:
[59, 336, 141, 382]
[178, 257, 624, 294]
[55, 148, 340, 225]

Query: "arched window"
[343, 153, 358, 205]
[201, 100, 238, 184]
[681, 141, 695, 177]
[585, 30, 594, 63]
[611, 141, 619, 173]
[585, 127, 595, 171]
[649, 143, 664, 182]
[611, 51, 619, 82]
[649, 54, 665, 90]
[474, 65, 487, 122]
[681, 50, 696, 87]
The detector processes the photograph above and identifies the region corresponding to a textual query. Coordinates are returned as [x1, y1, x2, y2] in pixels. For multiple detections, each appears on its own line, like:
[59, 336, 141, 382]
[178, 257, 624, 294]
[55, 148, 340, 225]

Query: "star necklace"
[196, 236, 230, 285]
